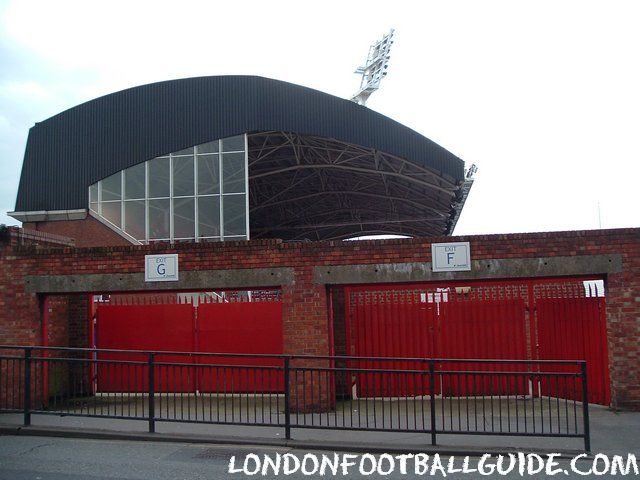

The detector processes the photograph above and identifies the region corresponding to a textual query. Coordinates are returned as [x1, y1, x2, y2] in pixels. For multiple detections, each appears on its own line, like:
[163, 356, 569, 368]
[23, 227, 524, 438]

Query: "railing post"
[23, 348, 32, 426]
[148, 353, 155, 433]
[580, 362, 591, 453]
[284, 356, 291, 440]
[429, 359, 436, 446]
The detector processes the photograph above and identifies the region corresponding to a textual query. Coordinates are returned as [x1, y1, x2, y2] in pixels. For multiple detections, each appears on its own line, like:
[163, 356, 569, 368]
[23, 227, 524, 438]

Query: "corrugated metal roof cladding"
[14, 75, 465, 212]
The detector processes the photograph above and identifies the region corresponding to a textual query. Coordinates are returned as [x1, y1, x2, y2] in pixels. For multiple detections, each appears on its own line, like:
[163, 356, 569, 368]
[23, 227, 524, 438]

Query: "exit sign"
[145, 254, 179, 282]
[431, 242, 471, 272]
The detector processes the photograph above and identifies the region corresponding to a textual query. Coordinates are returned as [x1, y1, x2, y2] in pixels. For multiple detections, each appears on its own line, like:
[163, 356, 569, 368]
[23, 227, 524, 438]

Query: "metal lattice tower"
[351, 29, 395, 106]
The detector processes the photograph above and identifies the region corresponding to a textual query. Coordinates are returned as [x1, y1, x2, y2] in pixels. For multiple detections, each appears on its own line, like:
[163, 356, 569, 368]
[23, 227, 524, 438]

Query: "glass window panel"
[172, 156, 194, 197]
[197, 154, 220, 195]
[101, 172, 121, 201]
[148, 157, 170, 198]
[197, 140, 219, 154]
[223, 194, 246, 237]
[222, 152, 245, 193]
[124, 200, 145, 240]
[148, 199, 170, 239]
[101, 201, 121, 228]
[198, 196, 220, 237]
[89, 202, 99, 213]
[174, 197, 195, 238]
[221, 135, 245, 152]
[89, 184, 98, 203]
[124, 162, 146, 199]
[174, 146, 194, 156]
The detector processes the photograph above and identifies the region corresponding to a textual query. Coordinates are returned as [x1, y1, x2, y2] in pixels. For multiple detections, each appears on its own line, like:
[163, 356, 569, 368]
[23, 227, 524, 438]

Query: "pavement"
[0, 404, 638, 456]
[0, 434, 639, 480]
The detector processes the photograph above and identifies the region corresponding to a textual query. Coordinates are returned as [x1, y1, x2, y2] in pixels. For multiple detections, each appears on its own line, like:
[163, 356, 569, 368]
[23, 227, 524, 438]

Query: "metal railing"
[0, 346, 590, 451]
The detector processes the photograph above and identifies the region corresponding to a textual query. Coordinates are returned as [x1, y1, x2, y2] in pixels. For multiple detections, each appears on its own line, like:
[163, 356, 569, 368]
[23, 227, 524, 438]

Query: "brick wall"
[0, 225, 74, 248]
[0, 227, 638, 409]
[23, 216, 132, 248]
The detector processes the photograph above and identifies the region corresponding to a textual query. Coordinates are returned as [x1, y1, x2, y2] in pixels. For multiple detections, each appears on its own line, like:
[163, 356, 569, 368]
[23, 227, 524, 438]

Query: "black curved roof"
[14, 75, 464, 213]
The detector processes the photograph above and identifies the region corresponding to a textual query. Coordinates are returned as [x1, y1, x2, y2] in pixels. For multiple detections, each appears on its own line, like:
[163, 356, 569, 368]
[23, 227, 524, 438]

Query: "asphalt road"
[0, 435, 638, 479]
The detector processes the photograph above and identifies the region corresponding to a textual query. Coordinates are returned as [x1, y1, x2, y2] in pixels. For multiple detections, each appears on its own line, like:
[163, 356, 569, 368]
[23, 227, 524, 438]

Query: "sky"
[0, 0, 638, 236]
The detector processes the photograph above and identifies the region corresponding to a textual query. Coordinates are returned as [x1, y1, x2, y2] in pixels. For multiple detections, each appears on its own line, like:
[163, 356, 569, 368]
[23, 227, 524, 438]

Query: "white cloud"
[0, 80, 51, 100]
[1, 0, 639, 232]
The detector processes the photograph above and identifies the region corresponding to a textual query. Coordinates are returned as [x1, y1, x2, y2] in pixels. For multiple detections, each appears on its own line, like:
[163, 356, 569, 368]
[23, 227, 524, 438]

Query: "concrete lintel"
[25, 267, 294, 294]
[314, 254, 623, 285]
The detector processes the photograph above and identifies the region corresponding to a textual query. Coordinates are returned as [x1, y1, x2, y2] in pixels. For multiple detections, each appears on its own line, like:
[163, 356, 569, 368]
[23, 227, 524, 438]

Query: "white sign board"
[145, 254, 179, 282]
[431, 242, 471, 272]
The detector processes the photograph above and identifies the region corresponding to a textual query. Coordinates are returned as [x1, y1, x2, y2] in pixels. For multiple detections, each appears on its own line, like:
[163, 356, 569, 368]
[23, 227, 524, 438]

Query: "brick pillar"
[282, 266, 333, 412]
[330, 286, 350, 399]
[606, 264, 640, 411]
[331, 286, 346, 356]
[68, 294, 89, 349]
[0, 239, 40, 410]
[282, 266, 329, 357]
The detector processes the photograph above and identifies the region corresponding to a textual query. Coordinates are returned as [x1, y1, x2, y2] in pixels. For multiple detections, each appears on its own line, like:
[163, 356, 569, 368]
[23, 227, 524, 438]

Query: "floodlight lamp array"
[351, 29, 395, 106]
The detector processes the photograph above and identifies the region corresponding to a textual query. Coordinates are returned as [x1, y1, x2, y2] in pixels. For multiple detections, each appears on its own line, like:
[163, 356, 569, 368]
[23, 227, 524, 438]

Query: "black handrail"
[0, 345, 587, 364]
[0, 345, 591, 452]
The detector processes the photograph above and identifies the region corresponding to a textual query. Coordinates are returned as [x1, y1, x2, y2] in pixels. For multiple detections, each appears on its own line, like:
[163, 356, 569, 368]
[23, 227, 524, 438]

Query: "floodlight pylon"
[351, 29, 395, 106]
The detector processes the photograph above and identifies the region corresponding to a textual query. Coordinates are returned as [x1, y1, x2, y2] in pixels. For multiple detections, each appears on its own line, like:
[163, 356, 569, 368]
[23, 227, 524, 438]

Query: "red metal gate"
[346, 278, 610, 405]
[95, 290, 283, 393]
[439, 298, 528, 396]
[96, 303, 196, 392]
[536, 296, 610, 405]
[197, 297, 283, 393]
[350, 290, 437, 397]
